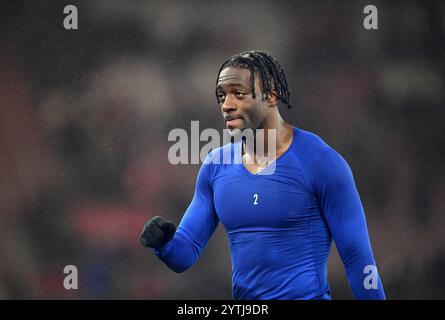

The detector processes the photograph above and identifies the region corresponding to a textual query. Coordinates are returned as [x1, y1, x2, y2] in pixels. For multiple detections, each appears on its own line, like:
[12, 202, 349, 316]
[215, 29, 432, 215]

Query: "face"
[216, 67, 271, 132]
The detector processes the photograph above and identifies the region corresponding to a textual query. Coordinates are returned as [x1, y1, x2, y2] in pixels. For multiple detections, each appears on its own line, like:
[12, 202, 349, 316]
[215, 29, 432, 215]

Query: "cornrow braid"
[257, 51, 291, 106]
[248, 54, 272, 99]
[215, 50, 292, 108]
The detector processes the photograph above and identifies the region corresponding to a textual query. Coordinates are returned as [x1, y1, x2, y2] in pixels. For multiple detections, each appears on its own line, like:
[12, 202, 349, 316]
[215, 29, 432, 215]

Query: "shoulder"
[200, 141, 240, 182]
[203, 140, 241, 165]
[293, 127, 343, 164]
[292, 127, 351, 182]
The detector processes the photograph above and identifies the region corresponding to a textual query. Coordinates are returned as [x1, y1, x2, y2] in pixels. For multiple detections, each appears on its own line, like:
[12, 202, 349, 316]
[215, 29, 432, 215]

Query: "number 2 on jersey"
[253, 193, 259, 205]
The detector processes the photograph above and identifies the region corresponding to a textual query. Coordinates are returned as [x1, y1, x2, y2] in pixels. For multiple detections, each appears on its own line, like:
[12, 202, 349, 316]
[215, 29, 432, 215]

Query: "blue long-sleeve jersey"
[154, 126, 385, 300]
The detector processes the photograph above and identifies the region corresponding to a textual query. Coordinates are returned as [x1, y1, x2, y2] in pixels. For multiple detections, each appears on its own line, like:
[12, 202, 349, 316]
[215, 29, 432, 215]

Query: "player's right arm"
[139, 155, 219, 273]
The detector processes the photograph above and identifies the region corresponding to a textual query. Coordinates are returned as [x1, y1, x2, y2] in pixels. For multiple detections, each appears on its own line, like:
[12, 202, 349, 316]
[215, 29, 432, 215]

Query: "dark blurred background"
[0, 0, 444, 299]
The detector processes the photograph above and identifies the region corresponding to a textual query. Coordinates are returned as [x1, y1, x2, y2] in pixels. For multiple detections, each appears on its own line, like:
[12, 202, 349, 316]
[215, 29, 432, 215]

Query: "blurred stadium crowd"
[0, 1, 444, 299]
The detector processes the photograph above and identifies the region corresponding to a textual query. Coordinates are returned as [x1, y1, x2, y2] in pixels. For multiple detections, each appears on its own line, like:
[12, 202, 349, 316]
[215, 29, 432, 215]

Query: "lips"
[224, 116, 242, 128]
[224, 115, 242, 123]
[226, 118, 241, 125]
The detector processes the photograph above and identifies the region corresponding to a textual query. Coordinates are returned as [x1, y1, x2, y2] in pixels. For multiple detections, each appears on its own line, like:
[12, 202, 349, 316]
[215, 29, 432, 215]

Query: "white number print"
[253, 194, 259, 205]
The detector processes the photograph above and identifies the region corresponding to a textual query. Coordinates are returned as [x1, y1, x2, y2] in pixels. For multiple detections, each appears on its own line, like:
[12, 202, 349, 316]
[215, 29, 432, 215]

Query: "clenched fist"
[139, 216, 176, 250]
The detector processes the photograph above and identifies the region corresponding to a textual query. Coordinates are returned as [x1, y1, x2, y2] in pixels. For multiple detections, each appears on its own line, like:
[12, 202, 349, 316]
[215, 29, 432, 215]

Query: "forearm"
[340, 244, 386, 299]
[154, 226, 204, 273]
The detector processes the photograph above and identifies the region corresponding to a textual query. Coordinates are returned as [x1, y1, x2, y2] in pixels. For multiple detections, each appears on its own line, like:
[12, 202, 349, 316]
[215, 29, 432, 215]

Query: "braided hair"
[215, 50, 292, 108]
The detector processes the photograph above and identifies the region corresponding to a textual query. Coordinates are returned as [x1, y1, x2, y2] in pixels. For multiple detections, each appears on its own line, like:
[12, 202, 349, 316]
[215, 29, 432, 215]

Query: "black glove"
[139, 216, 176, 250]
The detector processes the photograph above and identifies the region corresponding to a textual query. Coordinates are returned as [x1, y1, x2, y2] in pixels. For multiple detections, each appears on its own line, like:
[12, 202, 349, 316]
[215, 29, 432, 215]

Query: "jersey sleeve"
[311, 147, 386, 299]
[153, 154, 220, 273]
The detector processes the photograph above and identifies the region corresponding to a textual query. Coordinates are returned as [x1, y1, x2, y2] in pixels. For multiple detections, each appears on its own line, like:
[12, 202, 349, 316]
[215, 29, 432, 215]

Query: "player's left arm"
[313, 146, 386, 299]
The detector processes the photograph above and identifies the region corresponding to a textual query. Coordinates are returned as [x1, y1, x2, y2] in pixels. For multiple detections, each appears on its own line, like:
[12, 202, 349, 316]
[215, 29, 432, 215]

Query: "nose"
[221, 96, 237, 113]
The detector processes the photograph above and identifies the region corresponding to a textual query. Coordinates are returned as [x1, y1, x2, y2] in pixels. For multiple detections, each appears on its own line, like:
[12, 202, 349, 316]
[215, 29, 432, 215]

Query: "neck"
[242, 111, 293, 158]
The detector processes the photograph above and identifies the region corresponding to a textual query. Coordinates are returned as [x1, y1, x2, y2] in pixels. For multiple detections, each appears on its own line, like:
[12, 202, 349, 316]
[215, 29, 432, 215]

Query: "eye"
[235, 91, 246, 98]
[217, 92, 226, 101]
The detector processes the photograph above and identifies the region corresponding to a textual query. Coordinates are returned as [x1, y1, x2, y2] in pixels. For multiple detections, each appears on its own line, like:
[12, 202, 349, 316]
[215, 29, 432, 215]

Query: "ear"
[265, 90, 279, 106]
